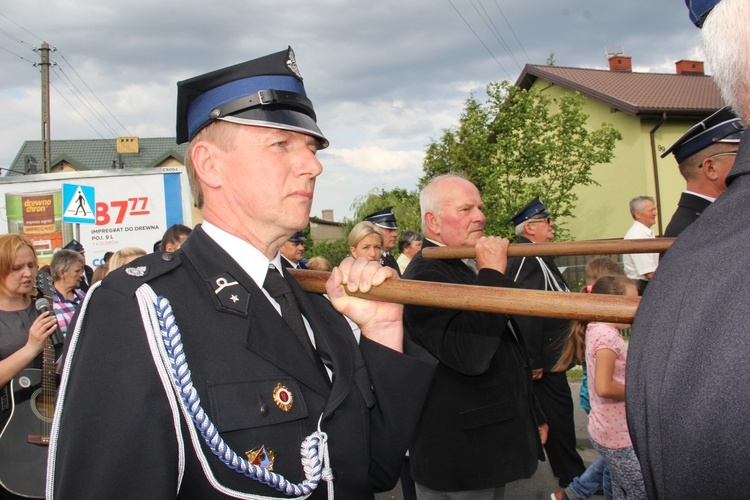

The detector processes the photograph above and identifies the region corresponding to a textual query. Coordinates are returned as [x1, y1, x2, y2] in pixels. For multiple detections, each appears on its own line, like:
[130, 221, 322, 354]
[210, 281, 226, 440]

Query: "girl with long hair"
[555, 275, 645, 500]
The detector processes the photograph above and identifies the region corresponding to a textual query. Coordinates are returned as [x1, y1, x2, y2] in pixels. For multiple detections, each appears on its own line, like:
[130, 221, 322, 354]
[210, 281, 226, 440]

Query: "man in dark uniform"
[662, 106, 744, 237]
[62, 239, 93, 293]
[506, 197, 585, 489]
[48, 47, 436, 499]
[363, 207, 400, 275]
[279, 231, 308, 269]
[403, 174, 546, 498]
[627, 1, 750, 497]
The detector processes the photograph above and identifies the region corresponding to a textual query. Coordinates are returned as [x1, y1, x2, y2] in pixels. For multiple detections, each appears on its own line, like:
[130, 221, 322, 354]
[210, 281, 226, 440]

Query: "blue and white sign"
[62, 184, 96, 224]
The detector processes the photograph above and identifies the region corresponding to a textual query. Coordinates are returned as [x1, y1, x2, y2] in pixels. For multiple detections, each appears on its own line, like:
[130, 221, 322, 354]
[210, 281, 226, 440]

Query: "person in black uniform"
[627, 0, 750, 497]
[279, 231, 307, 269]
[506, 197, 585, 489]
[661, 106, 744, 237]
[363, 207, 400, 276]
[48, 47, 436, 500]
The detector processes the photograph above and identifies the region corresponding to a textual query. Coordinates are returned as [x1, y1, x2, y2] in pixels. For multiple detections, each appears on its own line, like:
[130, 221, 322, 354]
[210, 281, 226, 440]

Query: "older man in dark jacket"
[403, 174, 545, 499]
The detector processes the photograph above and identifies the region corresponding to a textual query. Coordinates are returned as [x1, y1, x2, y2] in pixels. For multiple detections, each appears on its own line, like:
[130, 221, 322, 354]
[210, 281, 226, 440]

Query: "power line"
[447, 0, 512, 80]
[49, 81, 108, 140]
[471, 0, 523, 72]
[0, 11, 44, 44]
[0, 42, 36, 65]
[57, 51, 133, 137]
[0, 11, 133, 140]
[52, 66, 119, 138]
[0, 26, 36, 52]
[492, 0, 531, 64]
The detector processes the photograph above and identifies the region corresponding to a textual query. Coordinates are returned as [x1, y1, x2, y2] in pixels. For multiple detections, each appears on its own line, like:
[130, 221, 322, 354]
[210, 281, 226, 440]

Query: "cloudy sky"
[0, 1, 704, 221]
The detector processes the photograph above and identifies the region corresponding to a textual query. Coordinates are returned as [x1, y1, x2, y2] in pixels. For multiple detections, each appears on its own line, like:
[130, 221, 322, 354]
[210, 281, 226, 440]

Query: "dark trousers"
[401, 456, 417, 500]
[534, 371, 586, 486]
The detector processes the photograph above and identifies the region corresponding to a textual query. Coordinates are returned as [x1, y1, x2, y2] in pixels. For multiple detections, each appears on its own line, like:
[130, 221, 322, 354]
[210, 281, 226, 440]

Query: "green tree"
[350, 187, 422, 235]
[421, 81, 621, 240]
[305, 238, 350, 268]
[305, 187, 422, 266]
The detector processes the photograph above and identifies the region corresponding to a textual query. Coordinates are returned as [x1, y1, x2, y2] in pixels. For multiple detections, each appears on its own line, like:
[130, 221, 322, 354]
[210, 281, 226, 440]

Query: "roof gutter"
[649, 112, 668, 235]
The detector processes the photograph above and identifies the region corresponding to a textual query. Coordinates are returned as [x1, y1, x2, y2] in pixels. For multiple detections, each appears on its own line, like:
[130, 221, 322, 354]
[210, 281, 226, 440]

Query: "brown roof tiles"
[515, 64, 724, 118]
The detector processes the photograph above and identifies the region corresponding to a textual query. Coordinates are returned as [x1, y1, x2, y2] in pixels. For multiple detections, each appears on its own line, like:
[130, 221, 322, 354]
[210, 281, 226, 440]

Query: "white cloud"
[0, 0, 706, 218]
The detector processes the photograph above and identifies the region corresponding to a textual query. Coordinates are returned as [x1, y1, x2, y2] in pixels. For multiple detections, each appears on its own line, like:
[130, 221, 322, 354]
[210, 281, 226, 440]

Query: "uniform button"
[260, 404, 269, 417]
[162, 252, 174, 261]
[370, 384, 375, 393]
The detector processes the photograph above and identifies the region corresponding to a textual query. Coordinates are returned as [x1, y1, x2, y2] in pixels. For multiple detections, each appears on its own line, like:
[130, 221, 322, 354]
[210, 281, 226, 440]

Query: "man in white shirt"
[622, 196, 658, 295]
[396, 230, 422, 275]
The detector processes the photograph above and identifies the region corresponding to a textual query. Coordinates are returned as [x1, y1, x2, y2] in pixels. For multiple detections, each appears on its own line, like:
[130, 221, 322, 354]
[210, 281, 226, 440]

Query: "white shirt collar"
[201, 221, 282, 289]
[684, 190, 716, 203]
[632, 220, 654, 236]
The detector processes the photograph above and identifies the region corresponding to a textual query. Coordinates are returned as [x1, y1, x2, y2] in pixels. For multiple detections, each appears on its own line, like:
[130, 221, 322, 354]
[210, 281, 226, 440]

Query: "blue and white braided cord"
[155, 295, 333, 498]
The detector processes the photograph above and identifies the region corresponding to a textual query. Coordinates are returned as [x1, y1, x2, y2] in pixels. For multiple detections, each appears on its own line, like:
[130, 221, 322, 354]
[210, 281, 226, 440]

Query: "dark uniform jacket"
[78, 264, 94, 293]
[380, 252, 401, 277]
[50, 226, 436, 499]
[280, 255, 307, 269]
[627, 135, 750, 498]
[506, 237, 571, 373]
[663, 191, 712, 238]
[402, 240, 544, 492]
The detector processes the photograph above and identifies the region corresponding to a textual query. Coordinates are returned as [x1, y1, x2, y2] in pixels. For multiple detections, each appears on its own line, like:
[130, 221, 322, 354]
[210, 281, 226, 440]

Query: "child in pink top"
[556, 275, 645, 500]
[586, 322, 630, 449]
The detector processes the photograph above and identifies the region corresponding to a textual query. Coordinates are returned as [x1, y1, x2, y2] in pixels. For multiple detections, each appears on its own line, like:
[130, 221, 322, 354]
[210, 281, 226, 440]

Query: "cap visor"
[219, 108, 328, 148]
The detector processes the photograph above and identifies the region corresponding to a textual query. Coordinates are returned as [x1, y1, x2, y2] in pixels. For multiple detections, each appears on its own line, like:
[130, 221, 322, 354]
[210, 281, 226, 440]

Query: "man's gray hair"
[514, 221, 528, 237]
[398, 230, 423, 253]
[419, 173, 469, 233]
[50, 249, 84, 281]
[629, 196, 655, 218]
[703, 0, 750, 121]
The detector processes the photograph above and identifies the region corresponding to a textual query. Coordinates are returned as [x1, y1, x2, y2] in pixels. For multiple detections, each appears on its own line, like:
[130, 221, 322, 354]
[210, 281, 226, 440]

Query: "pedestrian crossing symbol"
[62, 184, 96, 224]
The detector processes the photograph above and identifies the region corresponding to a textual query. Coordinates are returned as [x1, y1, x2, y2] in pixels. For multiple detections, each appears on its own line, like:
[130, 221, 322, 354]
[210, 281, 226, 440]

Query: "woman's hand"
[0, 310, 59, 387]
[27, 311, 59, 353]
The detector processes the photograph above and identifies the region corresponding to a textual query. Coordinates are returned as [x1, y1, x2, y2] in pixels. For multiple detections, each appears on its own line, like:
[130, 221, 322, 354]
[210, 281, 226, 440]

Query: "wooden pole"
[421, 238, 674, 260]
[288, 269, 639, 323]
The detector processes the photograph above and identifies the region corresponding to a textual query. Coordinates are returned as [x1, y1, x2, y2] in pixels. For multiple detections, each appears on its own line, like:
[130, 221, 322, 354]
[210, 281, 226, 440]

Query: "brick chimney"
[608, 54, 632, 72]
[675, 60, 705, 76]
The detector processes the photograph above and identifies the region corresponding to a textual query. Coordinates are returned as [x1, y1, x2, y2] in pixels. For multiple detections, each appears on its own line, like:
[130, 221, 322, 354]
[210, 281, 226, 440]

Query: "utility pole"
[36, 42, 54, 173]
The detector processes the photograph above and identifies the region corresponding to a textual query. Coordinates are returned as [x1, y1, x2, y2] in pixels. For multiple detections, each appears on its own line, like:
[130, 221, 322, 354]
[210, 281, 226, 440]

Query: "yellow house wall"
[529, 79, 692, 241]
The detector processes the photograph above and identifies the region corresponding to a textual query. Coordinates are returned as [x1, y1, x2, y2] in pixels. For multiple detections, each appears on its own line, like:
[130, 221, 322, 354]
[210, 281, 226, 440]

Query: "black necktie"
[264, 266, 333, 381]
[263, 265, 318, 362]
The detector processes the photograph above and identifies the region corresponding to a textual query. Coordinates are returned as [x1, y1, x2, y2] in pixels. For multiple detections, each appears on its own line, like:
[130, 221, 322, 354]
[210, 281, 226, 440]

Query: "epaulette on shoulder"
[100, 251, 182, 297]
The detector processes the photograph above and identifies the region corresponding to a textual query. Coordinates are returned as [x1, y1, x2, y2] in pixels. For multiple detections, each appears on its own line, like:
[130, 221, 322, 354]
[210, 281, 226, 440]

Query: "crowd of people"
[0, 2, 747, 497]
[0, 221, 193, 499]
